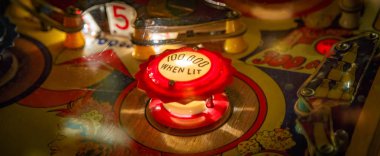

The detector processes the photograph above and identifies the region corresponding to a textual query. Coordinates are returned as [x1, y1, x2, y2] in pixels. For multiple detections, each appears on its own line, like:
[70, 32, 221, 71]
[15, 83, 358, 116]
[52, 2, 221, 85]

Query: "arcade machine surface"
[0, 0, 380, 156]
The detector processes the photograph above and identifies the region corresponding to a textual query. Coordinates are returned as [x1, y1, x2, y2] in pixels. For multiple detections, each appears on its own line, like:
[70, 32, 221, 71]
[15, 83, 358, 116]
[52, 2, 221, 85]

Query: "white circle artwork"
[158, 51, 212, 81]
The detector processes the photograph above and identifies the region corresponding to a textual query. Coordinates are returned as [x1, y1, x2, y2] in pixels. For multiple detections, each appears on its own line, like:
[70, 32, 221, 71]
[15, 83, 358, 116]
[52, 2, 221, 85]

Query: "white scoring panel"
[82, 13, 101, 36]
[106, 2, 137, 37]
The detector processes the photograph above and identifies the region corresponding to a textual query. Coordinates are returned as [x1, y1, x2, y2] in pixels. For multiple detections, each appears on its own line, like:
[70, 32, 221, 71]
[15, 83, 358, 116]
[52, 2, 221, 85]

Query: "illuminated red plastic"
[148, 93, 229, 129]
[135, 47, 235, 104]
[315, 38, 339, 55]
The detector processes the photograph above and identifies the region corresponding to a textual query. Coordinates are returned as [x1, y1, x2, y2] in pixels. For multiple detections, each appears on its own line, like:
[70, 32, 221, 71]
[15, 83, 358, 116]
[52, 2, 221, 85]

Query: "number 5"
[113, 5, 128, 30]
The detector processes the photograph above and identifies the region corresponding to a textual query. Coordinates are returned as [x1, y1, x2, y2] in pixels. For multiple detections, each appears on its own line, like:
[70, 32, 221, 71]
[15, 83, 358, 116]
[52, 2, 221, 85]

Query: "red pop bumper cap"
[135, 47, 236, 104]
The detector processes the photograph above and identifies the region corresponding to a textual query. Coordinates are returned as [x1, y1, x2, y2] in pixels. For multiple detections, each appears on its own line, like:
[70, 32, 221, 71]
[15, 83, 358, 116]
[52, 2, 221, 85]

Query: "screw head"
[168, 80, 175, 87]
[335, 42, 351, 53]
[226, 11, 239, 18]
[135, 19, 144, 27]
[300, 88, 315, 97]
[368, 32, 379, 40]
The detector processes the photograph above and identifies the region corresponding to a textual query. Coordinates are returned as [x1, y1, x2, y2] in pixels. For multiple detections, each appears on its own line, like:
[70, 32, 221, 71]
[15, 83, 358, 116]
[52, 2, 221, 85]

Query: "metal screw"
[335, 42, 351, 53]
[226, 11, 238, 18]
[168, 80, 175, 87]
[300, 88, 315, 97]
[135, 19, 143, 27]
[335, 129, 349, 149]
[368, 32, 379, 40]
